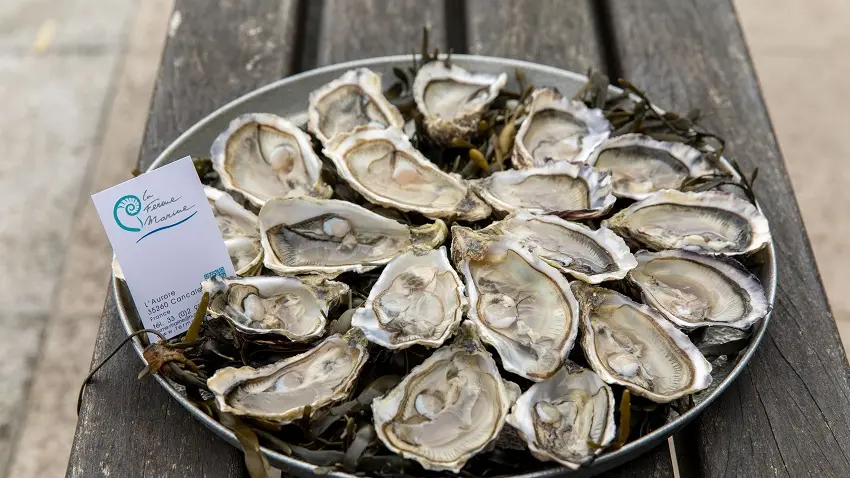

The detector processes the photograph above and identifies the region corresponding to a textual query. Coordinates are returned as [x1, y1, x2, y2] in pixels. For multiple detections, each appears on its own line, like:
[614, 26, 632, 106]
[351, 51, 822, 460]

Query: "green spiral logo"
[113, 195, 143, 232]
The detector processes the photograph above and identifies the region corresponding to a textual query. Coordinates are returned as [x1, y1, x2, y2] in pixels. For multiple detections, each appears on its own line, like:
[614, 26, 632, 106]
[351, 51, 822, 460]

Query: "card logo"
[112, 190, 197, 243]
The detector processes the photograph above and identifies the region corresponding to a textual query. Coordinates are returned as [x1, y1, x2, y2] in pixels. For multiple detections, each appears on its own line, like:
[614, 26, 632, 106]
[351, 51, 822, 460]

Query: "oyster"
[506, 361, 616, 469]
[202, 275, 349, 341]
[207, 328, 368, 423]
[324, 127, 491, 221]
[603, 190, 770, 255]
[372, 322, 520, 472]
[628, 250, 769, 329]
[211, 113, 332, 206]
[571, 282, 712, 402]
[485, 211, 637, 283]
[452, 226, 579, 381]
[307, 68, 404, 144]
[205, 187, 263, 275]
[584, 134, 719, 199]
[352, 247, 466, 349]
[413, 61, 506, 143]
[259, 197, 447, 276]
[513, 88, 610, 168]
[470, 162, 616, 219]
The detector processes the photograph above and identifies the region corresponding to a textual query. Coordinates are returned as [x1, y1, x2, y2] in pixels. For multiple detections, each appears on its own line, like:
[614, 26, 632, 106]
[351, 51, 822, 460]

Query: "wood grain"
[465, 0, 605, 73]
[607, 1, 850, 477]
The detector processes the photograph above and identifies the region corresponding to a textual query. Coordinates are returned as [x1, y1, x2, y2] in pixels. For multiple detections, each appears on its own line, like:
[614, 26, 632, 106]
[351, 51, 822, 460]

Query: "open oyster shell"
[259, 197, 447, 277]
[628, 250, 769, 329]
[584, 134, 719, 200]
[513, 88, 610, 168]
[506, 361, 616, 469]
[211, 113, 332, 207]
[205, 186, 263, 275]
[413, 61, 507, 144]
[207, 328, 369, 423]
[307, 68, 404, 144]
[484, 211, 637, 283]
[352, 247, 466, 349]
[324, 126, 491, 221]
[202, 275, 349, 341]
[372, 322, 520, 473]
[451, 226, 579, 381]
[571, 282, 712, 402]
[603, 190, 770, 255]
[470, 162, 616, 219]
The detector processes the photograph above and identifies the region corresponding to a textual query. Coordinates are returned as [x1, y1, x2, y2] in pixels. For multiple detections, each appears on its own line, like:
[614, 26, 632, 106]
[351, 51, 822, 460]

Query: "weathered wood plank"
[69, 1, 300, 476]
[317, 0, 447, 67]
[607, 1, 850, 477]
[465, 0, 605, 73]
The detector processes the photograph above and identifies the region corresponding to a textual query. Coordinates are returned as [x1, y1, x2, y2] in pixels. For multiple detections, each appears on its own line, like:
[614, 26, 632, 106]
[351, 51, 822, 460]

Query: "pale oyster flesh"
[572, 282, 712, 402]
[202, 275, 349, 341]
[211, 113, 331, 206]
[307, 68, 404, 144]
[629, 249, 769, 329]
[485, 211, 637, 283]
[324, 126, 490, 221]
[506, 361, 616, 469]
[452, 226, 579, 381]
[259, 197, 448, 276]
[371, 323, 520, 473]
[352, 247, 466, 349]
[205, 186, 263, 275]
[207, 328, 369, 423]
[470, 162, 615, 219]
[603, 190, 770, 255]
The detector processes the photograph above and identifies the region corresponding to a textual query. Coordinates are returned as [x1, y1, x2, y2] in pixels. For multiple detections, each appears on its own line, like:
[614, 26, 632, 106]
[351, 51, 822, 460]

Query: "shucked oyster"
[372, 322, 520, 472]
[308, 68, 404, 144]
[470, 162, 616, 219]
[352, 247, 466, 349]
[207, 328, 368, 423]
[205, 187, 263, 275]
[259, 197, 447, 277]
[506, 361, 616, 469]
[211, 113, 332, 207]
[583, 134, 719, 200]
[604, 190, 770, 255]
[628, 250, 769, 329]
[413, 61, 506, 143]
[484, 211, 637, 283]
[202, 275, 349, 341]
[324, 127, 491, 221]
[513, 88, 610, 168]
[452, 226, 579, 381]
[571, 282, 712, 402]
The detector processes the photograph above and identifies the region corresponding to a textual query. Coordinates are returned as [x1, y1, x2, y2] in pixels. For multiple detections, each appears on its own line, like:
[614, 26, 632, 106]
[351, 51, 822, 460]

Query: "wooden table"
[68, 1, 850, 477]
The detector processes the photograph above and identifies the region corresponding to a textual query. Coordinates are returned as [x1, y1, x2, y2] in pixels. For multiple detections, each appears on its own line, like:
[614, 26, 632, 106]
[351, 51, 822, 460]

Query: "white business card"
[92, 157, 235, 339]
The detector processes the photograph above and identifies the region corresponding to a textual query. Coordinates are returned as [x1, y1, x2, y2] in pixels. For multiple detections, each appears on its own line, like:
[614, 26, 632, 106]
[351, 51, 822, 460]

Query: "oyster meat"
[202, 275, 349, 341]
[207, 328, 369, 423]
[372, 323, 520, 472]
[572, 282, 712, 402]
[484, 211, 637, 283]
[628, 249, 769, 329]
[259, 197, 447, 276]
[470, 162, 616, 219]
[211, 113, 332, 206]
[352, 247, 466, 349]
[324, 126, 491, 221]
[205, 186, 263, 275]
[308, 68, 404, 144]
[584, 133, 719, 200]
[413, 61, 507, 143]
[513, 88, 610, 168]
[452, 226, 579, 381]
[604, 190, 770, 255]
[506, 361, 616, 469]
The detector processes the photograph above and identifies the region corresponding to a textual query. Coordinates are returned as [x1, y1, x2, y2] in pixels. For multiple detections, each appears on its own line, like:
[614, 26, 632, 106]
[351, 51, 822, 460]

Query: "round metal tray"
[116, 54, 777, 478]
